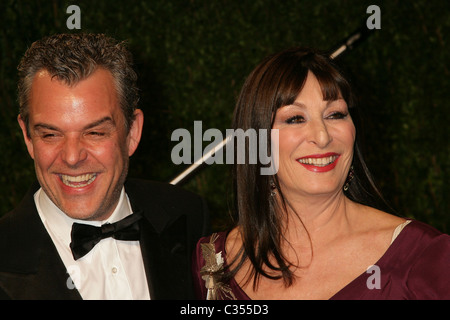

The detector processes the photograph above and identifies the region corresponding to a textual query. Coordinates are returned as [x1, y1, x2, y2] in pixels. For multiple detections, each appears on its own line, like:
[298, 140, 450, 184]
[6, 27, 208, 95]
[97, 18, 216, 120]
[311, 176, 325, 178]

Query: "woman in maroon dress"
[192, 47, 450, 300]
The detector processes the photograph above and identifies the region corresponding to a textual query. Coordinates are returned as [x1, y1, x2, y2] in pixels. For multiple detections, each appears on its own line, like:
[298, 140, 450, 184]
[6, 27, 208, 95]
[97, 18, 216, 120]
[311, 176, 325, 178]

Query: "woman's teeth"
[297, 155, 338, 167]
[60, 173, 96, 187]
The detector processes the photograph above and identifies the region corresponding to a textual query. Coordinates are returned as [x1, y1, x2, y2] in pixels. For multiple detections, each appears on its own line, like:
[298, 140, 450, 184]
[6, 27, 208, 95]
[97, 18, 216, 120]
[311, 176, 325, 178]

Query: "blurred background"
[0, 0, 448, 232]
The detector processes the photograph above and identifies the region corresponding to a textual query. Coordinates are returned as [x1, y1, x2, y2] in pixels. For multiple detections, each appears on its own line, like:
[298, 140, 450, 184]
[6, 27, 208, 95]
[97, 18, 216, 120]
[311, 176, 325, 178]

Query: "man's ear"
[127, 109, 144, 157]
[17, 115, 35, 159]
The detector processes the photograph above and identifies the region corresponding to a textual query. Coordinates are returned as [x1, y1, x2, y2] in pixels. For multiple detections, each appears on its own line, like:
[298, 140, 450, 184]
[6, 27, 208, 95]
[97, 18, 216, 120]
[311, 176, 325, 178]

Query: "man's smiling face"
[19, 68, 140, 221]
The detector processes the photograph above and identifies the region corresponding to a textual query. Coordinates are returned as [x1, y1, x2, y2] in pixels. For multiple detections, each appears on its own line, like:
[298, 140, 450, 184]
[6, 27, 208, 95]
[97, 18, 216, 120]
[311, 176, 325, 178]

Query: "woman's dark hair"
[228, 47, 393, 289]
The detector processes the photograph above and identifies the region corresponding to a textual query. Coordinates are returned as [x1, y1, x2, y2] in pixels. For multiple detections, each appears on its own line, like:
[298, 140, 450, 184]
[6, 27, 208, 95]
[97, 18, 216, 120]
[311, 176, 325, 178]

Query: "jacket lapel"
[0, 183, 82, 300]
[139, 214, 192, 299]
[126, 180, 194, 300]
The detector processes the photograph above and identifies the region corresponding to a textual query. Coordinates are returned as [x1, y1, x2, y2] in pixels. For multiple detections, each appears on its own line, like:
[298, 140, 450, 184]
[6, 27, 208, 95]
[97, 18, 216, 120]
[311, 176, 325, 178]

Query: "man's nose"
[60, 136, 88, 166]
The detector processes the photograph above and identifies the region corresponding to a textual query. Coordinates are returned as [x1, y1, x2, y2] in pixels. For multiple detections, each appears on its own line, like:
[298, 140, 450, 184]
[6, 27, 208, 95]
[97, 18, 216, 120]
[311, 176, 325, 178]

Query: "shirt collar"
[34, 187, 133, 247]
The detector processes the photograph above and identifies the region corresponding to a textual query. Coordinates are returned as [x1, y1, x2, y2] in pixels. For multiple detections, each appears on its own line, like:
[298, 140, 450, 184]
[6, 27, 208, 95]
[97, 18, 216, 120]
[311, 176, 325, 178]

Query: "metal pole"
[170, 24, 372, 185]
[169, 136, 230, 185]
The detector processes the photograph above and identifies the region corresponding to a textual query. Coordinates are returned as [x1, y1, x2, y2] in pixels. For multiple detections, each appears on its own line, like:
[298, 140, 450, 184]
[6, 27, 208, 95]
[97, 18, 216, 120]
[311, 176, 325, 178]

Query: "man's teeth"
[61, 174, 96, 187]
[297, 156, 337, 167]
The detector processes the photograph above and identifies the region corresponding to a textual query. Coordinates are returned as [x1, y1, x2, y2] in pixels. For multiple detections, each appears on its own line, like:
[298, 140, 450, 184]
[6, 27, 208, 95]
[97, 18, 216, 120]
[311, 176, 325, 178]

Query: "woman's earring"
[343, 166, 355, 191]
[270, 182, 277, 197]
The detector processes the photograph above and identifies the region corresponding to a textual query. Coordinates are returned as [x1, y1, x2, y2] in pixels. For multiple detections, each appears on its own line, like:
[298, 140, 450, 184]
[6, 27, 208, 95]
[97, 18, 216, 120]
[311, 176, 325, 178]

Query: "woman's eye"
[286, 115, 305, 124]
[327, 112, 348, 120]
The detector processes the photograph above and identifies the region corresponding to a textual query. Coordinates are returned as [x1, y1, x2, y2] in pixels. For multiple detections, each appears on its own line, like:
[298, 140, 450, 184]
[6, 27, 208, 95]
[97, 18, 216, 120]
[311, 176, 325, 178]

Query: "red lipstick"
[296, 153, 340, 173]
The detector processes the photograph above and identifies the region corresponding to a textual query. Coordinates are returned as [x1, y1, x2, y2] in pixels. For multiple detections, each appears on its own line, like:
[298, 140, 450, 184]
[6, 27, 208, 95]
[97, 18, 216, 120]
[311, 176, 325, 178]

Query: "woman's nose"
[307, 119, 332, 148]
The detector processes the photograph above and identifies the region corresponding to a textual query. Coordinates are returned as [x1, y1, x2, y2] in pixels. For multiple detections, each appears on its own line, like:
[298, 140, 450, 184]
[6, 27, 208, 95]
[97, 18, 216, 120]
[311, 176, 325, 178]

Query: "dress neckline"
[218, 219, 415, 300]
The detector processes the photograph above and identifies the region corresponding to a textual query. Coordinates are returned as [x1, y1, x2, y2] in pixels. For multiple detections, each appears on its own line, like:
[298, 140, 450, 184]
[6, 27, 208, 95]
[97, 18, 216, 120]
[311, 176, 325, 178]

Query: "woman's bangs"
[313, 65, 352, 105]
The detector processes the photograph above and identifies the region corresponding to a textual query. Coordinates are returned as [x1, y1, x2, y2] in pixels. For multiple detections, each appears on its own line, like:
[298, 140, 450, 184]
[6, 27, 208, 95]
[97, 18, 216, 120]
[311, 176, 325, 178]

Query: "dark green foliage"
[0, 0, 448, 232]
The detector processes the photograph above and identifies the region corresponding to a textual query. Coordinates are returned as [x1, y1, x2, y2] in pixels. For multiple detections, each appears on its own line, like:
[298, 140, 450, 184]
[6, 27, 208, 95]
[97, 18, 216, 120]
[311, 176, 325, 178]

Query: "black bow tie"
[70, 212, 143, 260]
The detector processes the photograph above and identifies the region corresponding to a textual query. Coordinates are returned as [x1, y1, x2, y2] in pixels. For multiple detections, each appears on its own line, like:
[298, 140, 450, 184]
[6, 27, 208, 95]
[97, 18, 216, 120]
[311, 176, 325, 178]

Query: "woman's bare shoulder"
[347, 200, 406, 233]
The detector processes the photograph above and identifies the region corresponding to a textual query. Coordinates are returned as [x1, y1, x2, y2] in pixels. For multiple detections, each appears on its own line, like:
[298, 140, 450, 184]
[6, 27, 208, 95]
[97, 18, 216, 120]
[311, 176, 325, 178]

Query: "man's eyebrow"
[33, 117, 115, 132]
[33, 123, 59, 131]
[83, 116, 115, 130]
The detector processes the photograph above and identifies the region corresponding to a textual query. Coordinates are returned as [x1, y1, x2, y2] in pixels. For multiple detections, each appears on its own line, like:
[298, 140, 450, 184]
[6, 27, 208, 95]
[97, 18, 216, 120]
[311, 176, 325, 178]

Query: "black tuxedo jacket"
[0, 178, 209, 300]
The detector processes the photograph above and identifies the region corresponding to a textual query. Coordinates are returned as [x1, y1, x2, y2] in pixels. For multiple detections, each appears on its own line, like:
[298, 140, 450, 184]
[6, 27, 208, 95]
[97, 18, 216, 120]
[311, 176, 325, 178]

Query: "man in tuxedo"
[0, 33, 209, 299]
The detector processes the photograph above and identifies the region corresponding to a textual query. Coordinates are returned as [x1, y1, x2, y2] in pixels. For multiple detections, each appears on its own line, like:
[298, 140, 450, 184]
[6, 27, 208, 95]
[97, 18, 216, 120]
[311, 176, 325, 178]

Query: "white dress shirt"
[34, 187, 150, 300]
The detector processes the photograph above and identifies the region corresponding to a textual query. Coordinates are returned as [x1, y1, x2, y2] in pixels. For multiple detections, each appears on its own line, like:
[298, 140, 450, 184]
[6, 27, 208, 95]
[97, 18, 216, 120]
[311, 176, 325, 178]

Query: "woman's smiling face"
[272, 71, 356, 199]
